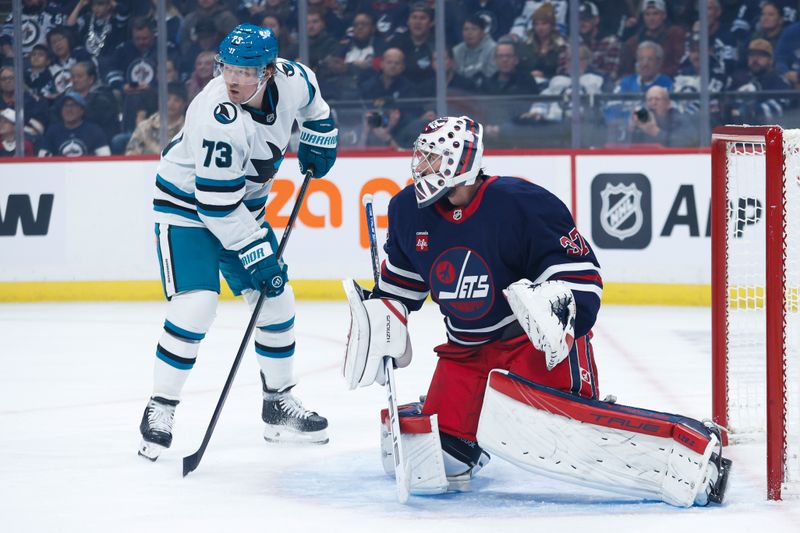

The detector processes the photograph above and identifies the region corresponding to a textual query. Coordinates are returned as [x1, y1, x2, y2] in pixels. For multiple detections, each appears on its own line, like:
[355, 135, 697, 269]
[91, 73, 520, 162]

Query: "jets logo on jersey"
[214, 102, 238, 124]
[430, 247, 494, 320]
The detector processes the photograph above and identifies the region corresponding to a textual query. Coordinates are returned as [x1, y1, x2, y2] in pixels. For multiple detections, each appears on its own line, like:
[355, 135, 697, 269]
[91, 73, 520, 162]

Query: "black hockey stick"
[182, 169, 314, 477]
[362, 194, 411, 503]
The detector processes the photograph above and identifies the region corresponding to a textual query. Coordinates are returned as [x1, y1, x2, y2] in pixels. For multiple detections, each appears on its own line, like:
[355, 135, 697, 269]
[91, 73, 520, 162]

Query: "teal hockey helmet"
[217, 24, 278, 72]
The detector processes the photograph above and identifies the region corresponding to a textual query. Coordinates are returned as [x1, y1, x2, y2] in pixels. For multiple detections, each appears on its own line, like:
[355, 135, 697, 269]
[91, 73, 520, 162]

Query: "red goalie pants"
[422, 332, 599, 442]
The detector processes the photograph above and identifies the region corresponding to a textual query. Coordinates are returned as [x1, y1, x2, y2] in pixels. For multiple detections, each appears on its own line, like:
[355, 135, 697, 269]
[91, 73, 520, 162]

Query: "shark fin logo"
[213, 102, 238, 125]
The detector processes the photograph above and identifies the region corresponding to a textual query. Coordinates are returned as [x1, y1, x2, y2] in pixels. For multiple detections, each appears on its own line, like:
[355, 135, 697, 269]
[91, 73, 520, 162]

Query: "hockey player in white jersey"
[139, 24, 338, 460]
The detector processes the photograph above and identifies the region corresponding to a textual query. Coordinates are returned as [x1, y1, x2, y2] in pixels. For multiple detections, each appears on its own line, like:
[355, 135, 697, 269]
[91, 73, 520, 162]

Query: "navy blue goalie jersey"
[376, 176, 603, 346]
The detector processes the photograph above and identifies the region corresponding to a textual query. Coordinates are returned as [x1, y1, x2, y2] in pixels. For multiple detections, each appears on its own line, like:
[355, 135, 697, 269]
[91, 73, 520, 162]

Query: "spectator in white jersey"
[139, 24, 338, 461]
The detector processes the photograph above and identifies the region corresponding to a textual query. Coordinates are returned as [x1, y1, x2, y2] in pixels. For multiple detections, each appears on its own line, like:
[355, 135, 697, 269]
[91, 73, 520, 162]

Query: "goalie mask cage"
[711, 125, 800, 500]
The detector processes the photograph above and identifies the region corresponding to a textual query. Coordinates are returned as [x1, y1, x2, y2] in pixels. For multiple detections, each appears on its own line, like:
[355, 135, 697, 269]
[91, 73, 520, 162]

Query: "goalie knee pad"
[476, 370, 731, 507]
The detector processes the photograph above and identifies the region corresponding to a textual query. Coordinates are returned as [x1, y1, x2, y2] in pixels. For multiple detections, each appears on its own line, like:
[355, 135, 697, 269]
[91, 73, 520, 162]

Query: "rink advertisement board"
[0, 151, 710, 303]
[575, 153, 712, 283]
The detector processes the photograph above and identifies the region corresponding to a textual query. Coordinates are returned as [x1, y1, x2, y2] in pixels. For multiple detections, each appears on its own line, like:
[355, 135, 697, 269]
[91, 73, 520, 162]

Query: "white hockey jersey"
[153, 59, 330, 251]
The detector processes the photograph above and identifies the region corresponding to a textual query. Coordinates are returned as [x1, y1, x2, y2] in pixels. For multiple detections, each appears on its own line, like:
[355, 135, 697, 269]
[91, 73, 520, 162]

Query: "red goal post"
[711, 125, 800, 501]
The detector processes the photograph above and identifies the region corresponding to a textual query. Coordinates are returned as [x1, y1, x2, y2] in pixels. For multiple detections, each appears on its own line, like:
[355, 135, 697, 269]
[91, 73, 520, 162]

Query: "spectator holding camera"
[604, 41, 672, 143]
[629, 86, 698, 147]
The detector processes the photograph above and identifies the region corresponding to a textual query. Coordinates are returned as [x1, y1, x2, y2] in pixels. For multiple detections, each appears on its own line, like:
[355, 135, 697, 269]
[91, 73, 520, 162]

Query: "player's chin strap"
[240, 66, 273, 106]
[240, 77, 268, 106]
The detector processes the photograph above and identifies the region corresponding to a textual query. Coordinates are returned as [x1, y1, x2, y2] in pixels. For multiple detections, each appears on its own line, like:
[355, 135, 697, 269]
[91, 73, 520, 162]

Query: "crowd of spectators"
[2, 0, 800, 156]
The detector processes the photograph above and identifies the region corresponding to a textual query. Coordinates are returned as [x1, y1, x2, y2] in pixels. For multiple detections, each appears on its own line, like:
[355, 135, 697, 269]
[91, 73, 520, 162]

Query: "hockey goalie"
[342, 115, 731, 507]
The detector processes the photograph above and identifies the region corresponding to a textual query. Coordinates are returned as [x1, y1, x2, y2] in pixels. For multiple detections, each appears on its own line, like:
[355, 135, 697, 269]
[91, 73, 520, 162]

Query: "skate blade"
[138, 440, 166, 461]
[263, 425, 329, 445]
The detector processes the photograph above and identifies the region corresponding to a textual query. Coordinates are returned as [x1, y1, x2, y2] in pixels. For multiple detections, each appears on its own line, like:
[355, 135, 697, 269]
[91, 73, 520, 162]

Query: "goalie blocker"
[477, 370, 731, 507]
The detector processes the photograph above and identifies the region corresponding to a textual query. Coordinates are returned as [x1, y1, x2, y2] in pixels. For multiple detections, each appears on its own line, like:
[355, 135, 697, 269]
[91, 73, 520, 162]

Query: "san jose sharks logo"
[430, 247, 494, 320]
[214, 102, 238, 124]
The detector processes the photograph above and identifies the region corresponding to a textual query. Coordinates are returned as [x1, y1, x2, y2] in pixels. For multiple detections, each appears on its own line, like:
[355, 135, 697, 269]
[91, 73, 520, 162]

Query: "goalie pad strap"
[477, 370, 718, 507]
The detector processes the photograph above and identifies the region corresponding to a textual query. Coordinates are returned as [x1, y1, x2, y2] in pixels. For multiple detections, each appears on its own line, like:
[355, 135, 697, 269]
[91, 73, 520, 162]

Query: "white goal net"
[712, 125, 800, 500]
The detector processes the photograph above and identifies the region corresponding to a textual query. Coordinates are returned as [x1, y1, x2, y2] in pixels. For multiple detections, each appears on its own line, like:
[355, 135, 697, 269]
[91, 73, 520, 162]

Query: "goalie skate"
[138, 396, 179, 461]
[262, 386, 329, 445]
[694, 423, 733, 506]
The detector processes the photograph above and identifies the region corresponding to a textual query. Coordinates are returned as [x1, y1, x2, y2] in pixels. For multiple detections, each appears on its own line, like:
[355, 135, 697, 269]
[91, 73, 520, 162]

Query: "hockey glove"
[238, 233, 288, 298]
[504, 279, 576, 371]
[298, 116, 338, 178]
[342, 279, 412, 389]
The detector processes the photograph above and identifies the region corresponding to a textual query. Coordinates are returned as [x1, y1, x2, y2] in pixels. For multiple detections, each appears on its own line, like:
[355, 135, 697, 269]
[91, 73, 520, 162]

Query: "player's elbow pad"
[342, 279, 412, 389]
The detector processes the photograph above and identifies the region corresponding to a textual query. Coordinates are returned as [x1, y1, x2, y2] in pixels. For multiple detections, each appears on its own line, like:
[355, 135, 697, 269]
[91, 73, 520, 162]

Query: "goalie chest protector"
[380, 176, 603, 345]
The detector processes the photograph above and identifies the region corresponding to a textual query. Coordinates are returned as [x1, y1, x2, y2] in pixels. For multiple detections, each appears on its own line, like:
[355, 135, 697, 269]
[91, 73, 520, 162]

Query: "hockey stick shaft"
[361, 194, 410, 503]
[183, 170, 314, 477]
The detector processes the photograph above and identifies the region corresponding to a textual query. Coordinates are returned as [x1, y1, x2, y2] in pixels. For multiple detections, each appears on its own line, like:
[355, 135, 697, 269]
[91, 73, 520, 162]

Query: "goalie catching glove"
[503, 279, 576, 371]
[342, 279, 412, 389]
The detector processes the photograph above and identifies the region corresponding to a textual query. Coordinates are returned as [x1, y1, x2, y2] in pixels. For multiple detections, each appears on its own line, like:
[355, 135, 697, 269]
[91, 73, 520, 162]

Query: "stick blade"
[182, 452, 201, 477]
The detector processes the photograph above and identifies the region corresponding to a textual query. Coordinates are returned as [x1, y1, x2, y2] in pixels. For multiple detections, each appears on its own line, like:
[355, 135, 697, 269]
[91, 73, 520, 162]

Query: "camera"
[634, 107, 650, 122]
[366, 111, 389, 128]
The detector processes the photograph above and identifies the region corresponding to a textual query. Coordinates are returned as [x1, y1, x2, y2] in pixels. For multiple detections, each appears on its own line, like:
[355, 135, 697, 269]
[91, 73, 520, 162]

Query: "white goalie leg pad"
[503, 279, 576, 371]
[477, 370, 720, 507]
[342, 279, 412, 389]
[379, 404, 449, 495]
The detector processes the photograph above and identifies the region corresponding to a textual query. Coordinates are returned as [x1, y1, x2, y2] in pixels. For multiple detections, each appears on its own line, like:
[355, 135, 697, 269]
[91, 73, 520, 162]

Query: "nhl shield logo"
[599, 183, 643, 241]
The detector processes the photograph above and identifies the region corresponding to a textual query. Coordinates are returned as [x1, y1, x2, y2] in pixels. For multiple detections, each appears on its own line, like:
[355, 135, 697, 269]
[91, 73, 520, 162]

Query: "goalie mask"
[411, 116, 484, 208]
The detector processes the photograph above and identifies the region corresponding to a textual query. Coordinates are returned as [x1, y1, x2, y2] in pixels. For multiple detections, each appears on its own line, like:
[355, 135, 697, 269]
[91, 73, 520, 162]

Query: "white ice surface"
[1, 301, 799, 532]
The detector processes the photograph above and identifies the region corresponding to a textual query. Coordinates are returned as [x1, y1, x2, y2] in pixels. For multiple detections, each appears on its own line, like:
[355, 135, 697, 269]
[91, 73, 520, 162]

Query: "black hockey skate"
[138, 396, 179, 461]
[261, 382, 328, 445]
[695, 423, 733, 505]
